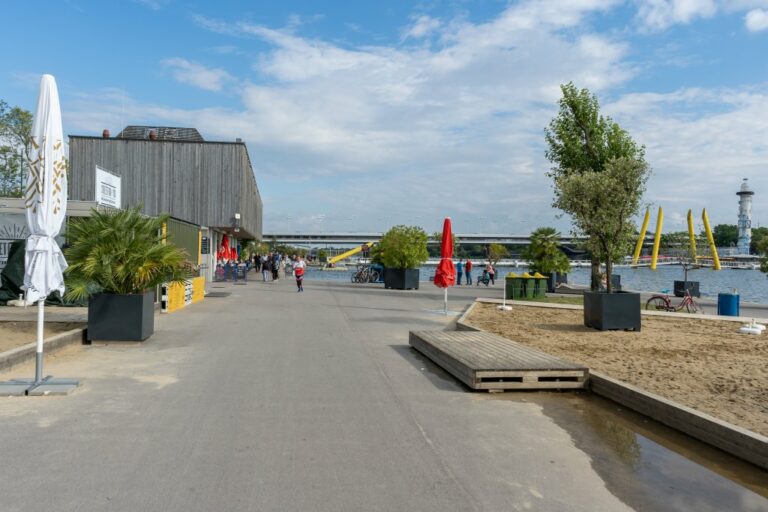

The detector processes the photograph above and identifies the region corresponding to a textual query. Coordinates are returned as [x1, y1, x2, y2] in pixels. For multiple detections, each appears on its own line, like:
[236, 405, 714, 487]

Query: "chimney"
[102, 129, 110, 138]
[236, 138, 242, 143]
[149, 129, 158, 141]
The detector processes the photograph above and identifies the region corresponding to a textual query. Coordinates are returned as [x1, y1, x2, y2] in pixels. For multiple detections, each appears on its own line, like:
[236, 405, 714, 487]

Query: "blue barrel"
[717, 293, 740, 316]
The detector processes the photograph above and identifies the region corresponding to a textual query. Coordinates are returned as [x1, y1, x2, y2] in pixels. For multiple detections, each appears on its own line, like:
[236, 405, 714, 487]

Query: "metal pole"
[35, 300, 44, 384]
[444, 288, 448, 315]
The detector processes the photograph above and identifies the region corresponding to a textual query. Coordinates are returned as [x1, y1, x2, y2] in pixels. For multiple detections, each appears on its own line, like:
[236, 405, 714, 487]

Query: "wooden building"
[68, 126, 262, 240]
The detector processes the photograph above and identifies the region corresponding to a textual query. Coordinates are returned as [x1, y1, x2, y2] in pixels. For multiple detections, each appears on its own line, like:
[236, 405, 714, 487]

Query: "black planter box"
[583, 291, 640, 331]
[384, 268, 420, 290]
[545, 272, 568, 293]
[88, 291, 155, 341]
[673, 280, 700, 298]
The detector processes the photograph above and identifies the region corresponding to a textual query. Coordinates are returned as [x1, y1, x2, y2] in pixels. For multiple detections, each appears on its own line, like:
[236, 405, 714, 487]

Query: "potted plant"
[521, 227, 570, 292]
[64, 206, 192, 341]
[554, 157, 650, 330]
[377, 225, 428, 290]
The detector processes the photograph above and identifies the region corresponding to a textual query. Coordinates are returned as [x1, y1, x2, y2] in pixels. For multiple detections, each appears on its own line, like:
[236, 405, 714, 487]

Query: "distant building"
[68, 126, 263, 281]
[736, 178, 754, 255]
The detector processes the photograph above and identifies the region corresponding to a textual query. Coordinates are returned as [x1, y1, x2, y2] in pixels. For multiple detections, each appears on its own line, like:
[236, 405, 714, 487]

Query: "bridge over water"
[263, 232, 656, 247]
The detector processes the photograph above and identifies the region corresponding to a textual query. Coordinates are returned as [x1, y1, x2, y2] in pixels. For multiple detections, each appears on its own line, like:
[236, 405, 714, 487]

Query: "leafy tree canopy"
[0, 100, 32, 197]
[545, 83, 647, 291]
[377, 225, 429, 269]
[554, 157, 650, 292]
[707, 224, 738, 248]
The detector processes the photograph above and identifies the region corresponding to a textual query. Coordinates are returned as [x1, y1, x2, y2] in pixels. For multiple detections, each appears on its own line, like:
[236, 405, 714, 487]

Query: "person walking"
[465, 259, 473, 285]
[456, 259, 464, 286]
[262, 254, 271, 282]
[272, 253, 280, 281]
[294, 255, 306, 292]
[486, 261, 495, 285]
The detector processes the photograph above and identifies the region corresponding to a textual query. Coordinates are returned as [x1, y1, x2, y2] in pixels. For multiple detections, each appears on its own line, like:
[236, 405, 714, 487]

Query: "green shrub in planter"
[64, 206, 192, 341]
[376, 225, 428, 290]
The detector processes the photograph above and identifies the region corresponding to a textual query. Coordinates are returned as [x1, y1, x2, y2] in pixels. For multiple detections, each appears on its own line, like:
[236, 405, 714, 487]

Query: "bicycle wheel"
[645, 296, 669, 311]
[369, 271, 379, 283]
[685, 299, 699, 314]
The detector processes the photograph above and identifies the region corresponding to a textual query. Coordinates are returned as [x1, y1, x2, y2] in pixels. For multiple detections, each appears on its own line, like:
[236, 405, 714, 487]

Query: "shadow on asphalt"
[389, 344, 466, 392]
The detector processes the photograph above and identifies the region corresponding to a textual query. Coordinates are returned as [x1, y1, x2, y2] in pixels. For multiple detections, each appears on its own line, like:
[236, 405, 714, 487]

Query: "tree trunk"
[590, 256, 601, 291]
[605, 259, 613, 294]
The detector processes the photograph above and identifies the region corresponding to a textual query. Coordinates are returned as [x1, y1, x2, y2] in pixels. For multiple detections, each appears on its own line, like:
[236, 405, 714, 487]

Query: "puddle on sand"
[487, 392, 768, 512]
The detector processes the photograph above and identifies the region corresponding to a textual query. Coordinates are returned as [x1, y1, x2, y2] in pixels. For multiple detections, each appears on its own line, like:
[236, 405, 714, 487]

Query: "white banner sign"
[95, 166, 121, 208]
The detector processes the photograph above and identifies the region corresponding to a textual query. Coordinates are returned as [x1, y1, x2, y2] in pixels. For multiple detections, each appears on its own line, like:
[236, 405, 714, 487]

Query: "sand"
[0, 322, 84, 354]
[467, 303, 768, 437]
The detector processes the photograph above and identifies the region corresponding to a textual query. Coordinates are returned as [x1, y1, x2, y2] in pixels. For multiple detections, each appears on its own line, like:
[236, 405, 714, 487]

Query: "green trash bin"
[533, 273, 547, 298]
[522, 273, 536, 299]
[505, 274, 524, 299]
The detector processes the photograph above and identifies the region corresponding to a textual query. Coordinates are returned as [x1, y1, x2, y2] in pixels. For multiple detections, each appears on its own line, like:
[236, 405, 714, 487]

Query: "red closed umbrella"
[433, 218, 455, 314]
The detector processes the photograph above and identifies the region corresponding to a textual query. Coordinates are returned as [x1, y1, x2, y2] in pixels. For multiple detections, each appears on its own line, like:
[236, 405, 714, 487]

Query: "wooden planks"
[410, 330, 588, 391]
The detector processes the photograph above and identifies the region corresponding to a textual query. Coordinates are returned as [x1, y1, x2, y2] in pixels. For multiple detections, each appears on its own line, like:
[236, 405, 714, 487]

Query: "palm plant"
[64, 206, 193, 301]
[521, 227, 570, 274]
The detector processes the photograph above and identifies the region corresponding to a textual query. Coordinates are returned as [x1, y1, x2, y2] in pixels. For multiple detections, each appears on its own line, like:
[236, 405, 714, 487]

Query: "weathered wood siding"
[68, 137, 262, 239]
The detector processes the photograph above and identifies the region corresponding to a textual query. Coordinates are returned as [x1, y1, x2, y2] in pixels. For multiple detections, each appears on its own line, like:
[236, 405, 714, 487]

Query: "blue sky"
[2, 0, 767, 234]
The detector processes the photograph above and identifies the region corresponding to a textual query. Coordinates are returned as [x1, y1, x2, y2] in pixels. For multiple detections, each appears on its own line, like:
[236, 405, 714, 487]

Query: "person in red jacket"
[294, 255, 306, 292]
[465, 259, 473, 285]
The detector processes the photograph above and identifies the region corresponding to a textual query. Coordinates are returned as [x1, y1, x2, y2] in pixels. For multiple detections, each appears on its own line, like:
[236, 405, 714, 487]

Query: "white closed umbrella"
[22, 75, 75, 392]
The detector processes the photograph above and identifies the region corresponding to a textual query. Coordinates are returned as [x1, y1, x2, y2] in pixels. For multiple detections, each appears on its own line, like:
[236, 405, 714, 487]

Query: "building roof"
[116, 125, 204, 142]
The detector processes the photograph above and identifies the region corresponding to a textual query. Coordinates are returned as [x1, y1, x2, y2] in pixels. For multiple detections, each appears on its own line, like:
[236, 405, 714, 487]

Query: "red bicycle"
[645, 288, 700, 313]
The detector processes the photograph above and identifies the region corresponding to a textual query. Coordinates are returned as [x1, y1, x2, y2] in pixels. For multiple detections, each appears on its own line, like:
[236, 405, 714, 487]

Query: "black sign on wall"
[201, 236, 210, 255]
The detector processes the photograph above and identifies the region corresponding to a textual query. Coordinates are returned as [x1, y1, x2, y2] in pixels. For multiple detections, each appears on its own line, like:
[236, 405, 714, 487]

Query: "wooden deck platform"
[409, 330, 588, 391]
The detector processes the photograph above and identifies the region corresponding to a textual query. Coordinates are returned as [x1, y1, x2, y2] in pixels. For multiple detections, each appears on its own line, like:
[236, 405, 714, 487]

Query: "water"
[304, 265, 768, 303]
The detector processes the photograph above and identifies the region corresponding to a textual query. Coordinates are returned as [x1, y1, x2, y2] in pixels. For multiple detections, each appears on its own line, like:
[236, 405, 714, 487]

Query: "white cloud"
[606, 87, 768, 224]
[635, 0, 768, 30]
[66, 1, 768, 231]
[160, 58, 234, 91]
[745, 8, 768, 30]
[402, 15, 441, 40]
[636, 0, 718, 31]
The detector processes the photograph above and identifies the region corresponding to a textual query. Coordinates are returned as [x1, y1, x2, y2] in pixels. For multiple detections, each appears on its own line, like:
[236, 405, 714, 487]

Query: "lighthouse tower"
[736, 178, 754, 254]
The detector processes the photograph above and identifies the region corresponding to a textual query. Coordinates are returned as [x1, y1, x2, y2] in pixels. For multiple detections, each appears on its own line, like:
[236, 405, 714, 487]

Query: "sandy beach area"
[467, 302, 768, 436]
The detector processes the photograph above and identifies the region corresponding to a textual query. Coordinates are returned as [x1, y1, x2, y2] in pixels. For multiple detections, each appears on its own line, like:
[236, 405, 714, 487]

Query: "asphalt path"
[0, 279, 764, 511]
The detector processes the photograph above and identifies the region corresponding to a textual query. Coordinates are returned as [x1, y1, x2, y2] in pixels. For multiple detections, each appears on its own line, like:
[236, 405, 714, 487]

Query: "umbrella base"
[0, 376, 80, 396]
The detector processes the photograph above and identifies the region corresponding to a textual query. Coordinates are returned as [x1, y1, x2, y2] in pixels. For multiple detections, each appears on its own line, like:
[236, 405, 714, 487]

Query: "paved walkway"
[0, 279, 763, 511]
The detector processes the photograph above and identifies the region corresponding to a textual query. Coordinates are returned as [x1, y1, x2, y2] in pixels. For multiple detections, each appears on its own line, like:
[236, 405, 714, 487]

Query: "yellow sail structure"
[327, 242, 376, 265]
[632, 208, 651, 265]
[702, 209, 721, 270]
[686, 209, 697, 262]
[650, 207, 663, 270]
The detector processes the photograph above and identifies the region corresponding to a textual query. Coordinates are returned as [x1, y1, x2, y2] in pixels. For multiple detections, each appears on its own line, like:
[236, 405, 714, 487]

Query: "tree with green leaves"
[554, 157, 650, 293]
[751, 227, 768, 255]
[521, 227, 570, 274]
[486, 243, 509, 266]
[0, 100, 33, 197]
[708, 224, 738, 248]
[545, 82, 646, 290]
[377, 225, 429, 269]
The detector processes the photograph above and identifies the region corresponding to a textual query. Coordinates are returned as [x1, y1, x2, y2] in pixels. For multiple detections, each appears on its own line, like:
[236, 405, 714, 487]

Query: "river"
[304, 264, 768, 303]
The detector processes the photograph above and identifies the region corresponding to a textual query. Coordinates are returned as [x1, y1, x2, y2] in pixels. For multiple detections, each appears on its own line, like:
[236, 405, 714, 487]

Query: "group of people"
[252, 253, 306, 292]
[454, 259, 496, 286]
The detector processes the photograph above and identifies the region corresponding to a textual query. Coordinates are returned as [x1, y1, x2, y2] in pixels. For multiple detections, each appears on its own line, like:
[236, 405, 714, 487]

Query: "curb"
[475, 297, 761, 323]
[459, 299, 768, 470]
[589, 371, 768, 470]
[0, 328, 87, 373]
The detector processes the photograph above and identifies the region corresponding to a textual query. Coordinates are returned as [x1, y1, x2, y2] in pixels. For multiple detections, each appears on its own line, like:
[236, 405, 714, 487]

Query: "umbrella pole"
[444, 288, 448, 315]
[35, 300, 44, 384]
